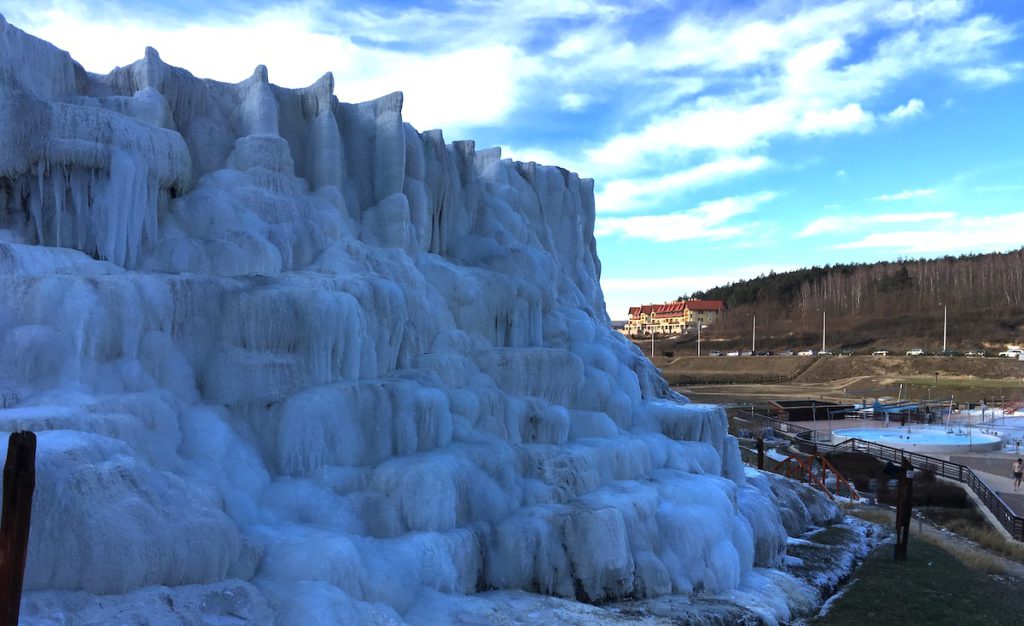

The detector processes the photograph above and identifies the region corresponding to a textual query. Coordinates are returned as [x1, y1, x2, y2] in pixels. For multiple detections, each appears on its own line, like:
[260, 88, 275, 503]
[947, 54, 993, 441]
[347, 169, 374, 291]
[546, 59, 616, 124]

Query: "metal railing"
[732, 408, 1024, 541]
[832, 437, 1024, 541]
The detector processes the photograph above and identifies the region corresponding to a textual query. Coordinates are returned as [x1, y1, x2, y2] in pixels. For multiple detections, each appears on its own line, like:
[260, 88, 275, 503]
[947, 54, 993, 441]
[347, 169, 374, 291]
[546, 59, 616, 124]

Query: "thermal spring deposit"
[0, 16, 847, 625]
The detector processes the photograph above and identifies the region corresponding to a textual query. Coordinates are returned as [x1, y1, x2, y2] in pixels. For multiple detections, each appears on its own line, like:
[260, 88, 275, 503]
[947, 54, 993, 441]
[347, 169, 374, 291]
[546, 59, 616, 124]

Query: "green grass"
[809, 540, 1021, 625]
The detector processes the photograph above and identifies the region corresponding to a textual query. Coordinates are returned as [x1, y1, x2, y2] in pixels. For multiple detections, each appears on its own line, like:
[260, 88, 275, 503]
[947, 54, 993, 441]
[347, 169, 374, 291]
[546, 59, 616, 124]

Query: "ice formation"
[0, 15, 841, 624]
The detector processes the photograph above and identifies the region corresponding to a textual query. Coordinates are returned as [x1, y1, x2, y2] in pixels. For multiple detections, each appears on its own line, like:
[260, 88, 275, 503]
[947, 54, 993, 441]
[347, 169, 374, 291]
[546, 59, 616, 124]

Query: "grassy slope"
[810, 539, 1021, 625]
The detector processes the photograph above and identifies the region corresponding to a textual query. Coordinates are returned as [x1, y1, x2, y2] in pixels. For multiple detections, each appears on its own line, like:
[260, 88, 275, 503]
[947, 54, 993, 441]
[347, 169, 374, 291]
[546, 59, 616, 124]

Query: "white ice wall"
[0, 15, 839, 625]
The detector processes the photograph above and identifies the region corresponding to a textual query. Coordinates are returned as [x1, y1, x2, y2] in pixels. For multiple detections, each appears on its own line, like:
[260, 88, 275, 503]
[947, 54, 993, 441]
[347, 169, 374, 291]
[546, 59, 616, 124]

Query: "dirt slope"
[658, 355, 1024, 386]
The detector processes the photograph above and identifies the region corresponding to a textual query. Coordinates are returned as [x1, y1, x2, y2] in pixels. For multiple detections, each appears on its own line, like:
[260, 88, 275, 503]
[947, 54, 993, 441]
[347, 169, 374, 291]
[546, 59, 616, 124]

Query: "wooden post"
[0, 431, 36, 625]
[756, 436, 764, 470]
[894, 457, 914, 561]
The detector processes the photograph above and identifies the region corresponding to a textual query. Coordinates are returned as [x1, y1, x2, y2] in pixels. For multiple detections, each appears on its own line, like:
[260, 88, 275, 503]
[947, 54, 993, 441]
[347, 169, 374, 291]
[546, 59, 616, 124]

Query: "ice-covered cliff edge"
[0, 15, 841, 624]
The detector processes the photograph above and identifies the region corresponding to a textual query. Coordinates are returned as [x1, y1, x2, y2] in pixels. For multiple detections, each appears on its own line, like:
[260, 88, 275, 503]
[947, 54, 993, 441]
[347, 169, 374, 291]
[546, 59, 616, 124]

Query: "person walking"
[1013, 458, 1024, 492]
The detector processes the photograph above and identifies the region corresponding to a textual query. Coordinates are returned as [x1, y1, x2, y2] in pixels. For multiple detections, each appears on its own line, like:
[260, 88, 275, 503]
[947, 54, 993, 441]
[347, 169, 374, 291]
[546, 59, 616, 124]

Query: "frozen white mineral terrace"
[0, 15, 844, 625]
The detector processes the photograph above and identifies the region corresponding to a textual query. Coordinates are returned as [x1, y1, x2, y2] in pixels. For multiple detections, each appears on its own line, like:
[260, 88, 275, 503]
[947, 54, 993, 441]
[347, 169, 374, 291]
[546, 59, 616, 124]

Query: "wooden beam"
[0, 431, 36, 626]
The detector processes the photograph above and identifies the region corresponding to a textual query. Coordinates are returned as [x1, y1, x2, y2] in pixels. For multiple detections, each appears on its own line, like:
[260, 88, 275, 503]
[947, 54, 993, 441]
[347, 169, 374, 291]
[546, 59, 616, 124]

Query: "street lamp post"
[697, 323, 708, 356]
[942, 304, 947, 353]
[752, 314, 756, 353]
[822, 310, 826, 353]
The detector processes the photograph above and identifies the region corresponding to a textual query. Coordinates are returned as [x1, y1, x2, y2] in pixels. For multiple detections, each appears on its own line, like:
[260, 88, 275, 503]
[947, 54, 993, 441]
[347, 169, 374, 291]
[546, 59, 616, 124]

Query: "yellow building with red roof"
[624, 300, 725, 337]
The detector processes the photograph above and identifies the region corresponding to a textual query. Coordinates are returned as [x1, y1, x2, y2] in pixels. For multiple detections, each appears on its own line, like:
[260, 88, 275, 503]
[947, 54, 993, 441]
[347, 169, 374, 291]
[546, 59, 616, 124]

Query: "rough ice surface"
[0, 16, 841, 625]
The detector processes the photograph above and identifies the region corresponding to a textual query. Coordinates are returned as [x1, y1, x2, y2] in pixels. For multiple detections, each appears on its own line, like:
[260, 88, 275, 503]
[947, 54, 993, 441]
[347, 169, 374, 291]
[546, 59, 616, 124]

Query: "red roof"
[653, 301, 686, 317]
[684, 299, 725, 312]
[628, 299, 725, 318]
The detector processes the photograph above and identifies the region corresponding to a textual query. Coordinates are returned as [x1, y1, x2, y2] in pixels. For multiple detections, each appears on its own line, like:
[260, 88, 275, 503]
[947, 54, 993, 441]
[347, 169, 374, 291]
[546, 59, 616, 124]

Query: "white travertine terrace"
[0, 15, 839, 624]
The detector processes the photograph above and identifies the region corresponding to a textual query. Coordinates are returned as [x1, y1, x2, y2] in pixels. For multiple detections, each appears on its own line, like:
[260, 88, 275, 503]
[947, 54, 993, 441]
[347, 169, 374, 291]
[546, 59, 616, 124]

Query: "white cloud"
[3, 1, 542, 134]
[799, 210, 954, 237]
[595, 191, 776, 242]
[797, 103, 875, 135]
[956, 64, 1022, 86]
[595, 156, 772, 213]
[799, 216, 847, 237]
[877, 0, 968, 24]
[559, 93, 590, 111]
[885, 98, 925, 122]
[580, 8, 1015, 171]
[836, 169, 847, 177]
[873, 188, 937, 201]
[834, 212, 1024, 252]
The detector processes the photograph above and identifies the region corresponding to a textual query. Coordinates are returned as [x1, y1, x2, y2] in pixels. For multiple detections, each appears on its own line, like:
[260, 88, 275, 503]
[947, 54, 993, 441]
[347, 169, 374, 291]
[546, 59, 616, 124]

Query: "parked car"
[797, 349, 815, 356]
[779, 350, 795, 356]
[740, 350, 753, 356]
[965, 350, 986, 357]
[818, 350, 833, 356]
[940, 349, 962, 357]
[726, 351, 740, 357]
[998, 349, 1023, 358]
[837, 349, 854, 356]
[708, 350, 723, 356]
[754, 350, 773, 356]
[871, 350, 890, 356]
[906, 348, 925, 356]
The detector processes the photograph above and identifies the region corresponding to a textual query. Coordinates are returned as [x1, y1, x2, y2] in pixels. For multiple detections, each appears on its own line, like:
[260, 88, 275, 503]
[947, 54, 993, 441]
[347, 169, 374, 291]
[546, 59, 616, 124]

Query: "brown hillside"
[658, 354, 1024, 387]
[671, 248, 1024, 352]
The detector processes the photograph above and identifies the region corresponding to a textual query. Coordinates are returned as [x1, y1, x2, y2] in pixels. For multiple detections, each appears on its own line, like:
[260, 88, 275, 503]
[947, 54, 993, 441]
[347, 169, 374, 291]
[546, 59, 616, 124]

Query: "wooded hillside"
[685, 249, 1024, 351]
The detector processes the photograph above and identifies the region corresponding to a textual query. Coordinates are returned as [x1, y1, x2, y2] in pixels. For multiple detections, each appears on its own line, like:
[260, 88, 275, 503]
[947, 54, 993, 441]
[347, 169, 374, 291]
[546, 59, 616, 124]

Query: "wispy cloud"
[595, 191, 776, 242]
[559, 93, 591, 111]
[873, 188, 937, 201]
[799, 211, 954, 237]
[834, 212, 1024, 253]
[576, 5, 1015, 174]
[595, 156, 772, 213]
[957, 63, 1024, 86]
[885, 98, 925, 122]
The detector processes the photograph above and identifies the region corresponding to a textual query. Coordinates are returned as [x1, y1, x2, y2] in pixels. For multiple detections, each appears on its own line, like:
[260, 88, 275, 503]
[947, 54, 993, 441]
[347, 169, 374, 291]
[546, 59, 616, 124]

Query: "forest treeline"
[684, 249, 1024, 349]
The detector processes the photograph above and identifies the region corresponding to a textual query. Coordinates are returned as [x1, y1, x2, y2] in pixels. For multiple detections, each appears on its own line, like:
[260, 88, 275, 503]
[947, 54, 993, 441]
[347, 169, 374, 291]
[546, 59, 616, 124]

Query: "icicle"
[31, 162, 44, 244]
[52, 163, 66, 247]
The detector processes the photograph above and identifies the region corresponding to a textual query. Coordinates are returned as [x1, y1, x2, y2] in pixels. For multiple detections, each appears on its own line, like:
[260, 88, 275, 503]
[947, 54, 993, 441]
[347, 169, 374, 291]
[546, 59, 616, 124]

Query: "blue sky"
[5, 0, 1023, 319]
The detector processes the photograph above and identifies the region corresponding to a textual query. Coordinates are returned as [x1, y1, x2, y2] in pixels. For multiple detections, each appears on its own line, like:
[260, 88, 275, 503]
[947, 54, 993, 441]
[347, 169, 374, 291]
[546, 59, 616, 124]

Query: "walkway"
[950, 453, 1024, 517]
